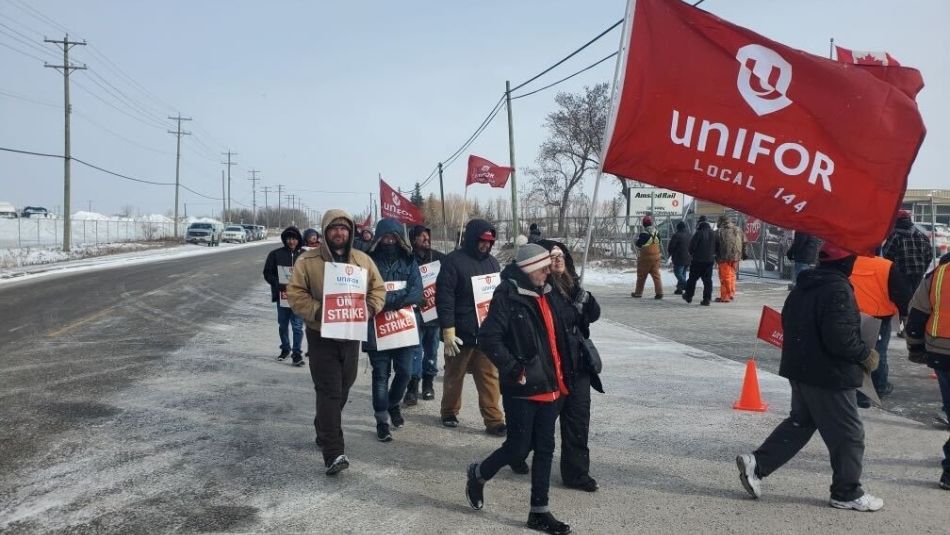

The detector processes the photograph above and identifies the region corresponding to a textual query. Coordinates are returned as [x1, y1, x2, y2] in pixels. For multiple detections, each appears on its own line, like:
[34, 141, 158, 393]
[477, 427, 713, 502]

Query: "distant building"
[901, 189, 950, 225]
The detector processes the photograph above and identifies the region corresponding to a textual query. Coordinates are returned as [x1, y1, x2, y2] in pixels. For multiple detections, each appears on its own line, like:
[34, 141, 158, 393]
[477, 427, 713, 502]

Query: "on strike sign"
[321, 263, 369, 341]
[471, 273, 500, 327]
[419, 261, 440, 323]
[756, 306, 783, 348]
[374, 307, 419, 351]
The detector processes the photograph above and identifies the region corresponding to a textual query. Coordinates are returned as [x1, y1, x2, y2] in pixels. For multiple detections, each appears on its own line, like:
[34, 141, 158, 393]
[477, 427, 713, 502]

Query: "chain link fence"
[0, 217, 186, 249]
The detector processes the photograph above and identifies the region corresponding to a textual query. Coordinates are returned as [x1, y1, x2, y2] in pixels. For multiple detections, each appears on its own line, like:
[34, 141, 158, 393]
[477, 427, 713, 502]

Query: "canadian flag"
[601, 0, 926, 254]
[466, 155, 513, 188]
[834, 44, 923, 100]
[379, 178, 424, 225]
[835, 45, 900, 66]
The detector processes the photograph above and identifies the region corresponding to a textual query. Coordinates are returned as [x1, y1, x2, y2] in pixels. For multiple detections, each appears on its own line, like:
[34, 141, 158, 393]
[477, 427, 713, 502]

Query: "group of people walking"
[263, 211, 601, 533]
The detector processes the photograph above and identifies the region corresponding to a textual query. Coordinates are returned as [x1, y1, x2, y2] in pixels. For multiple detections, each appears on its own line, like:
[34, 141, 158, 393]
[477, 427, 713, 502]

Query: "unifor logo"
[391, 192, 401, 206]
[421, 265, 428, 273]
[345, 265, 354, 276]
[484, 275, 492, 284]
[735, 44, 792, 116]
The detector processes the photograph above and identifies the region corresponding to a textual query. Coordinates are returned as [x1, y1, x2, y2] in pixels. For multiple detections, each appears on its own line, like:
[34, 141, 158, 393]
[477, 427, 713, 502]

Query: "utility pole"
[262, 186, 271, 227]
[505, 80, 520, 249]
[286, 194, 295, 225]
[438, 162, 448, 248]
[168, 114, 191, 237]
[45, 34, 86, 252]
[87, 200, 92, 211]
[276, 184, 284, 227]
[370, 192, 377, 222]
[247, 169, 260, 225]
[221, 150, 237, 222]
[220, 170, 226, 221]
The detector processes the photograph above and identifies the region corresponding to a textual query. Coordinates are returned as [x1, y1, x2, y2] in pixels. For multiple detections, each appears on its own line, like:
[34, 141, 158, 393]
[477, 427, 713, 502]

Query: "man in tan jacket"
[287, 209, 386, 476]
[715, 215, 744, 303]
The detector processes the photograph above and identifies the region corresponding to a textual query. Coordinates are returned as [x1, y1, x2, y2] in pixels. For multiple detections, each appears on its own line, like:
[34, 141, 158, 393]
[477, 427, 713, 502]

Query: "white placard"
[278, 264, 293, 284]
[419, 261, 441, 323]
[627, 188, 685, 217]
[471, 272, 501, 327]
[321, 263, 369, 341]
[373, 307, 420, 350]
[279, 288, 289, 308]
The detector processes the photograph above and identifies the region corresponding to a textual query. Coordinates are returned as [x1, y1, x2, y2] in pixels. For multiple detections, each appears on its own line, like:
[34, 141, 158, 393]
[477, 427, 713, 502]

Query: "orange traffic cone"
[734, 358, 768, 412]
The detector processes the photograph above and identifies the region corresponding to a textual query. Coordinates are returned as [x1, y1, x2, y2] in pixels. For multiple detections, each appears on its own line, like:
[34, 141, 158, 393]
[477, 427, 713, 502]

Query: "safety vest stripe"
[933, 264, 948, 337]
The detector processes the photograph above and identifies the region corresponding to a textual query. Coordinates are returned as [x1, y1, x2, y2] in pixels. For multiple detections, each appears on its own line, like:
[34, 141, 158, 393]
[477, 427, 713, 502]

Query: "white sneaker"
[830, 493, 884, 512]
[736, 453, 761, 499]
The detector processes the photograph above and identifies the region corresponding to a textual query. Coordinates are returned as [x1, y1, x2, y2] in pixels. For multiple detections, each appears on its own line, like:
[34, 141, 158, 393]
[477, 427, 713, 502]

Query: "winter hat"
[676, 221, 686, 231]
[818, 241, 853, 262]
[897, 209, 912, 220]
[642, 216, 653, 227]
[328, 217, 350, 229]
[698, 215, 708, 223]
[515, 241, 552, 274]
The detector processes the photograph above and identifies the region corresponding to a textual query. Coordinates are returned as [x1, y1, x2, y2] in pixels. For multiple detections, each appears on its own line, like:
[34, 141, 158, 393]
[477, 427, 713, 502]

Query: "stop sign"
[745, 217, 761, 242]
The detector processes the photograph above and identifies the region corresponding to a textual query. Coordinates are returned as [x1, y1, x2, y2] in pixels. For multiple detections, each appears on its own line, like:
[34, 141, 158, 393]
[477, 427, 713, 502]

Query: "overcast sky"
[0, 0, 946, 218]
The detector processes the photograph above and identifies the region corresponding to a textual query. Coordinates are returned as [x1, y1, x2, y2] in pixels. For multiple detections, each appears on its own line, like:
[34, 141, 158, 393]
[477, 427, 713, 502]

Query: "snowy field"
[0, 212, 219, 249]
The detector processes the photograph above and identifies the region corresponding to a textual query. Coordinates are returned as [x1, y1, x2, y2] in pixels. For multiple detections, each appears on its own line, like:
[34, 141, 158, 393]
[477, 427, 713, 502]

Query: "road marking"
[46, 307, 114, 338]
[8, 325, 25, 333]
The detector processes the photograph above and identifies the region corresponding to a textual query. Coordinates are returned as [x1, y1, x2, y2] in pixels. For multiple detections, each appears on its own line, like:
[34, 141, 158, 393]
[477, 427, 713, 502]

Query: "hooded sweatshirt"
[262, 226, 303, 303]
[362, 218, 424, 351]
[285, 209, 386, 331]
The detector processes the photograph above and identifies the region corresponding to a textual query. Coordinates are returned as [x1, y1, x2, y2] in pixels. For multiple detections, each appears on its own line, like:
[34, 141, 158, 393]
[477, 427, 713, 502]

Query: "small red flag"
[466, 155, 513, 188]
[601, 0, 926, 255]
[359, 213, 372, 231]
[756, 306, 783, 348]
[379, 178, 424, 225]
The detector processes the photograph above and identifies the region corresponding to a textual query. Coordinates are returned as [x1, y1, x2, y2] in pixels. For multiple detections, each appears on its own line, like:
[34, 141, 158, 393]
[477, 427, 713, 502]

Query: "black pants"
[478, 396, 561, 510]
[560, 372, 593, 486]
[683, 261, 714, 302]
[306, 328, 359, 466]
[753, 380, 865, 501]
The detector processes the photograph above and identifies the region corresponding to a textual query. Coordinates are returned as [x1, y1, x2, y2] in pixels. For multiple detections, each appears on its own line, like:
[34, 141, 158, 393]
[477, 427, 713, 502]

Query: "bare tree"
[528, 83, 609, 235]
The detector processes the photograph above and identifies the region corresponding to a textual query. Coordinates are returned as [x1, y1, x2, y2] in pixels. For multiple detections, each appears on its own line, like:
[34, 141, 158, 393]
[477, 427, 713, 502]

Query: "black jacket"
[688, 221, 716, 263]
[363, 218, 424, 351]
[779, 263, 870, 389]
[436, 219, 501, 345]
[479, 263, 567, 398]
[667, 228, 692, 266]
[787, 232, 821, 264]
[262, 226, 304, 302]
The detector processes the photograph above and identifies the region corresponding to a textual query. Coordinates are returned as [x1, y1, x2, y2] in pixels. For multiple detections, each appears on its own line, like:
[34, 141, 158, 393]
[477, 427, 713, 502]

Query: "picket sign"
[321, 263, 368, 341]
[373, 279, 419, 350]
[419, 261, 441, 323]
[277, 265, 294, 307]
[471, 272, 501, 327]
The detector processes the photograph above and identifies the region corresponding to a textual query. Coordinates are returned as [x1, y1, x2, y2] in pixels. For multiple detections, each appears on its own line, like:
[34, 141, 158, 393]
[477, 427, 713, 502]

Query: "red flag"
[466, 155, 512, 188]
[834, 44, 924, 100]
[834, 45, 900, 66]
[359, 213, 372, 231]
[756, 306, 783, 348]
[602, 0, 926, 254]
[379, 178, 424, 225]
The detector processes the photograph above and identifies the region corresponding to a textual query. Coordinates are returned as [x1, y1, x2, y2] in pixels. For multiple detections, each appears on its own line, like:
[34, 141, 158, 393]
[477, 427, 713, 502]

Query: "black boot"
[526, 512, 571, 534]
[421, 376, 435, 400]
[403, 377, 419, 406]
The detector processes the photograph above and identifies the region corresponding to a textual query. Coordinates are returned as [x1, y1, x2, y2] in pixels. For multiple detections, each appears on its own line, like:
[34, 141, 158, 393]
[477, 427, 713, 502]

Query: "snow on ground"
[0, 242, 164, 269]
[0, 238, 278, 285]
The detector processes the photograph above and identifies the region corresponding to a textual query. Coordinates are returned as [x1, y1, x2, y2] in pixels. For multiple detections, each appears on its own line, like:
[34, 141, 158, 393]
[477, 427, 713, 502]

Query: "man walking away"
[850, 254, 911, 407]
[715, 215, 744, 303]
[364, 218, 423, 442]
[786, 231, 821, 289]
[884, 210, 934, 337]
[436, 219, 506, 435]
[632, 215, 663, 299]
[262, 226, 305, 365]
[668, 221, 692, 295]
[466, 243, 571, 534]
[905, 252, 950, 490]
[528, 223, 543, 244]
[736, 242, 883, 511]
[286, 210, 386, 475]
[409, 224, 446, 403]
[683, 216, 715, 306]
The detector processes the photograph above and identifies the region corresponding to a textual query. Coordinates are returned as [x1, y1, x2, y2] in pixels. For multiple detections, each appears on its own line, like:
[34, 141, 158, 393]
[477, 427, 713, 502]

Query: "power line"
[509, 18, 623, 92]
[0, 24, 58, 58]
[6, 0, 71, 35]
[0, 87, 60, 108]
[512, 51, 618, 100]
[0, 37, 47, 61]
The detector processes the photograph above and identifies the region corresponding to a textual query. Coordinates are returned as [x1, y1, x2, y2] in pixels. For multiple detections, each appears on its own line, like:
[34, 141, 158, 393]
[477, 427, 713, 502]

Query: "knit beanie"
[516, 243, 552, 274]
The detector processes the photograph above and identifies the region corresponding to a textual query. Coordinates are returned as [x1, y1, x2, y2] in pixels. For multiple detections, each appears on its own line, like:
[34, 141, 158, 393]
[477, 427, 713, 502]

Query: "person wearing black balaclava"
[363, 218, 423, 443]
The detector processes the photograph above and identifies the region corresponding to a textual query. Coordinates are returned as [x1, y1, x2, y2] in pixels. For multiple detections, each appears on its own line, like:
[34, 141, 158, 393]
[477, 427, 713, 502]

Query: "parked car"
[255, 225, 267, 240]
[240, 224, 257, 241]
[185, 222, 222, 246]
[0, 201, 18, 219]
[917, 222, 950, 256]
[222, 225, 247, 243]
[21, 206, 49, 218]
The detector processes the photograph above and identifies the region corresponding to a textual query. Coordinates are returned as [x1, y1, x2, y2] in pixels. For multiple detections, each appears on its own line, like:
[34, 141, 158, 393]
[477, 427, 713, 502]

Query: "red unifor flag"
[601, 0, 926, 254]
[379, 178, 424, 225]
[756, 306, 783, 348]
[466, 155, 513, 188]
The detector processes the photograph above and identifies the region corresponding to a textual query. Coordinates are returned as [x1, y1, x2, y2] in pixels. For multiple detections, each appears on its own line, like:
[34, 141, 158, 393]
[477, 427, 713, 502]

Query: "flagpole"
[505, 80, 520, 249]
[579, 0, 634, 284]
[829, 37, 834, 60]
[458, 185, 469, 249]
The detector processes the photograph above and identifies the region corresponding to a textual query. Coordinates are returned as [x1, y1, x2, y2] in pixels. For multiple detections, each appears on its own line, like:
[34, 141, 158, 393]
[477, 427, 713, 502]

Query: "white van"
[0, 202, 18, 219]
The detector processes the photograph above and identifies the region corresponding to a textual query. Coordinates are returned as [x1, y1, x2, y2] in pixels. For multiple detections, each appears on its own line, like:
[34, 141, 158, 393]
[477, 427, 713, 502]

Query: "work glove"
[860, 349, 880, 373]
[907, 343, 928, 364]
[443, 327, 463, 357]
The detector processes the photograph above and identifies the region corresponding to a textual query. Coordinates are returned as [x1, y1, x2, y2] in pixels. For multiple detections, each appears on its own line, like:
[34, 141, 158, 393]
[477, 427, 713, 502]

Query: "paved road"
[587, 276, 946, 426]
[0, 242, 274, 478]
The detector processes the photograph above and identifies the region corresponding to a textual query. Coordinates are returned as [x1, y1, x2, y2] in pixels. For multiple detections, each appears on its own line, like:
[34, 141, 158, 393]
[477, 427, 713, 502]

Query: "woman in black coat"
[537, 239, 603, 492]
